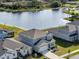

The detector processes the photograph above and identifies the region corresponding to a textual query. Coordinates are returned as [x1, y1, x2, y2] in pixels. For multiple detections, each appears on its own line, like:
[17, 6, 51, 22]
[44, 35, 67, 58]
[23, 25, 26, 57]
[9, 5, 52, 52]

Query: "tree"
[50, 1, 61, 8]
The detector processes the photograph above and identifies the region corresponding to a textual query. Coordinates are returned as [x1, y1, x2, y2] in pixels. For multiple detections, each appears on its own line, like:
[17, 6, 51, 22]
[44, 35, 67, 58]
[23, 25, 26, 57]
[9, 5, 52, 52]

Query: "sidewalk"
[60, 49, 79, 58]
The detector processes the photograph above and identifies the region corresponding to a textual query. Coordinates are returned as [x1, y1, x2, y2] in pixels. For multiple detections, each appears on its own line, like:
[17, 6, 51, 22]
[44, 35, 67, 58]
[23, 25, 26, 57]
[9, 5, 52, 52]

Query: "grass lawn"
[63, 4, 77, 8]
[26, 55, 49, 59]
[54, 37, 79, 56]
[0, 24, 23, 39]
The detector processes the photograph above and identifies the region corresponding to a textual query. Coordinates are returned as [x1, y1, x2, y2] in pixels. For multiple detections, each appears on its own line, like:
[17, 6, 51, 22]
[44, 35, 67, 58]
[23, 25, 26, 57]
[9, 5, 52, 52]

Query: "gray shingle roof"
[49, 27, 70, 35]
[3, 38, 31, 50]
[20, 29, 47, 39]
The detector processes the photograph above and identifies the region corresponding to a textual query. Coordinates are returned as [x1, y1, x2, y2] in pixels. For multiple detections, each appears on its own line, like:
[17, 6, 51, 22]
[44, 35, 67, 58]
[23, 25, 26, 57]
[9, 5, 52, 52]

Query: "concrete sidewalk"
[60, 49, 79, 58]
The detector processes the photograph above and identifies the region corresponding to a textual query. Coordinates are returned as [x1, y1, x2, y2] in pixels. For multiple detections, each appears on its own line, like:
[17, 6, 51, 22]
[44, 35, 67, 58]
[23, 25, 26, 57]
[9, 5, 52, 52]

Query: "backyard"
[54, 37, 79, 56]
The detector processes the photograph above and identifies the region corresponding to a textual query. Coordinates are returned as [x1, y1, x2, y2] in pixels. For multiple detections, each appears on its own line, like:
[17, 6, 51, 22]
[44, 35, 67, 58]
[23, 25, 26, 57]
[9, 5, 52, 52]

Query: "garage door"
[39, 45, 48, 52]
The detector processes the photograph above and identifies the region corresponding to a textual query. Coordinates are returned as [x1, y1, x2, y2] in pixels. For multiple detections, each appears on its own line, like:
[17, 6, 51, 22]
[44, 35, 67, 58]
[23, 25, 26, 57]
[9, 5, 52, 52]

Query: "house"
[0, 48, 17, 59]
[0, 29, 14, 39]
[0, 39, 17, 59]
[3, 38, 32, 57]
[48, 20, 79, 42]
[17, 29, 56, 53]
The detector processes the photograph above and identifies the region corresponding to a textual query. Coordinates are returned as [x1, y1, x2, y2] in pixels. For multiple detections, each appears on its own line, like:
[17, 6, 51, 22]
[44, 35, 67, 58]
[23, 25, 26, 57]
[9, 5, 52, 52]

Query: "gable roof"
[3, 38, 31, 50]
[20, 29, 47, 39]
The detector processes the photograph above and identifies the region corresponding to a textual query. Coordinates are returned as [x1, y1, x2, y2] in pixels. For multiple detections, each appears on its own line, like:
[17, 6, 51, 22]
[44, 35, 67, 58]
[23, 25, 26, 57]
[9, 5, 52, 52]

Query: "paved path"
[42, 51, 64, 59]
[60, 49, 79, 58]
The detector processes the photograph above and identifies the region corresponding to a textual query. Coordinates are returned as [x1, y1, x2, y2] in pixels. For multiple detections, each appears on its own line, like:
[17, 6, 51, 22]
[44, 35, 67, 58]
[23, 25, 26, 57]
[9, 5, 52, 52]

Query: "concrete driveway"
[42, 51, 64, 59]
[70, 54, 79, 59]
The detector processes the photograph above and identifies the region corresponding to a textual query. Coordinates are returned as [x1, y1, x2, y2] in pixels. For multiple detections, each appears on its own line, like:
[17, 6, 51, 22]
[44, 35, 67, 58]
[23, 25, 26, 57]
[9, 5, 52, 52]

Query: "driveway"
[42, 51, 64, 59]
[70, 54, 79, 59]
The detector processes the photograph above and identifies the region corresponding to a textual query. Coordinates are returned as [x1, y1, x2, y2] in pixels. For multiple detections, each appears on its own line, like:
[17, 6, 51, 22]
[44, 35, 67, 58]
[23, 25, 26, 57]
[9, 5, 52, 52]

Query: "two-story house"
[49, 20, 79, 42]
[17, 29, 56, 54]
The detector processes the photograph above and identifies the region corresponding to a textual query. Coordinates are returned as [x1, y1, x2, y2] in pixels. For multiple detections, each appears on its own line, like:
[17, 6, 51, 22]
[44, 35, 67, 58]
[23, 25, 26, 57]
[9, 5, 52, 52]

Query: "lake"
[0, 9, 70, 30]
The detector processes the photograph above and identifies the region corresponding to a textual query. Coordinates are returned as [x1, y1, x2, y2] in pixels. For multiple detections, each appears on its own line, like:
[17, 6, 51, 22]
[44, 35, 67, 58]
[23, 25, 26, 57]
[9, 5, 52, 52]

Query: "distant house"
[17, 29, 56, 53]
[0, 29, 14, 39]
[3, 38, 32, 57]
[49, 20, 79, 42]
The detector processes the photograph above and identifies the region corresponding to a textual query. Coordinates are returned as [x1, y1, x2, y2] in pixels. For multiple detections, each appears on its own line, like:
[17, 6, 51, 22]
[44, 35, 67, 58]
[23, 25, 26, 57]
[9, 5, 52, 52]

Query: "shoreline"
[0, 7, 61, 13]
[0, 23, 65, 32]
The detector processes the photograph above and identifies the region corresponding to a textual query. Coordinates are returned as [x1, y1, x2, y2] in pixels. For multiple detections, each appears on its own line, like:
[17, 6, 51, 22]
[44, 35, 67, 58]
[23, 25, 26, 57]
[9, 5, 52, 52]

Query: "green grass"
[64, 10, 79, 16]
[63, 4, 77, 8]
[43, 26, 65, 31]
[26, 55, 49, 59]
[64, 17, 79, 21]
[54, 38, 79, 56]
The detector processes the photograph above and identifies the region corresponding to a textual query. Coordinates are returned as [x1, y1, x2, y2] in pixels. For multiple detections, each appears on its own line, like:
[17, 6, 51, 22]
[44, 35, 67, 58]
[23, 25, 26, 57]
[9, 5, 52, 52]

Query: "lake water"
[0, 9, 70, 30]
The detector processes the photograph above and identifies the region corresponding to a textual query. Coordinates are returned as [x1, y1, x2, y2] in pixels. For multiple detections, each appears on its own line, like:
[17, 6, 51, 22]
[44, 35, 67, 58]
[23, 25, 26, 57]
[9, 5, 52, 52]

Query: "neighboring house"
[0, 48, 17, 59]
[3, 38, 32, 57]
[0, 29, 14, 39]
[49, 20, 79, 42]
[0, 39, 17, 59]
[17, 29, 56, 53]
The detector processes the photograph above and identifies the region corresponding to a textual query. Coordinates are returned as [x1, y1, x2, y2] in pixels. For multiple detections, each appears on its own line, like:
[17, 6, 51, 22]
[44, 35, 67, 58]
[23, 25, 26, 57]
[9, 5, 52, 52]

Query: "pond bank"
[0, 8, 42, 12]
